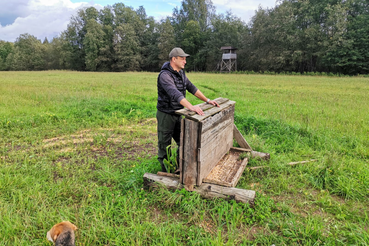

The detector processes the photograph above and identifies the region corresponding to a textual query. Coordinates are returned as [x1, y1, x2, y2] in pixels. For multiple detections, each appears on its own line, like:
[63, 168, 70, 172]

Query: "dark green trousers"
[156, 110, 181, 172]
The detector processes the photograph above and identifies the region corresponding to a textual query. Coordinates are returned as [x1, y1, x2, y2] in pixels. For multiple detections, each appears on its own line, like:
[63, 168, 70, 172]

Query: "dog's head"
[47, 221, 78, 243]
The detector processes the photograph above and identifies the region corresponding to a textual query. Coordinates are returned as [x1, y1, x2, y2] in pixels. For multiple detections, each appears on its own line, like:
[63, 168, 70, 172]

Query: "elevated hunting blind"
[220, 46, 237, 72]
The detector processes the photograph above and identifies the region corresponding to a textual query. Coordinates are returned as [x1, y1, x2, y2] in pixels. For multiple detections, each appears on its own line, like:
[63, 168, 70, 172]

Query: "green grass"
[0, 71, 368, 245]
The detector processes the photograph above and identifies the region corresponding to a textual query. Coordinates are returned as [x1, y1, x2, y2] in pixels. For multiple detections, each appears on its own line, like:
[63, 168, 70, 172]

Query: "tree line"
[0, 0, 368, 75]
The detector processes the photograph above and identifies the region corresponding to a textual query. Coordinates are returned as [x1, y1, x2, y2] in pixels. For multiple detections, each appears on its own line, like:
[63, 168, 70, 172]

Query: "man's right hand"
[189, 105, 204, 115]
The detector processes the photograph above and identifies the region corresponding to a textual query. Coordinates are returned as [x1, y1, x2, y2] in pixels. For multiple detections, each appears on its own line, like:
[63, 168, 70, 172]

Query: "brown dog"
[47, 221, 78, 246]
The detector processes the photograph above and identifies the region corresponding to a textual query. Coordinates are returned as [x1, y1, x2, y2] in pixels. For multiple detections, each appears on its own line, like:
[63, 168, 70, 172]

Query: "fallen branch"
[248, 159, 318, 170]
[287, 159, 317, 166]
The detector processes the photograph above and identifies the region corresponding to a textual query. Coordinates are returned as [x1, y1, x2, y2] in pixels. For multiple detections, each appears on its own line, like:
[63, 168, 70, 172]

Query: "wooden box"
[176, 98, 248, 189]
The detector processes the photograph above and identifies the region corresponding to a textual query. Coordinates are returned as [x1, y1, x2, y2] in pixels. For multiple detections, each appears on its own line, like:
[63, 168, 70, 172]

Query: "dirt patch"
[46, 120, 158, 165]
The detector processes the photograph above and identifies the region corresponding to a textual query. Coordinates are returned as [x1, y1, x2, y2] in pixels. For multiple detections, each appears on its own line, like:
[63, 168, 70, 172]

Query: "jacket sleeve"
[159, 72, 185, 103]
[185, 77, 198, 95]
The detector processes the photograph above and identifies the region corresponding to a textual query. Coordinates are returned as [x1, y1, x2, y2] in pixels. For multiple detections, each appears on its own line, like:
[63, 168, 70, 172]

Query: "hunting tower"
[220, 46, 237, 72]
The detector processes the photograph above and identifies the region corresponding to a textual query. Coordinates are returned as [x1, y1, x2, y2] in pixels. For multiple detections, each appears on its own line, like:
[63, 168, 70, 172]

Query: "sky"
[0, 0, 276, 42]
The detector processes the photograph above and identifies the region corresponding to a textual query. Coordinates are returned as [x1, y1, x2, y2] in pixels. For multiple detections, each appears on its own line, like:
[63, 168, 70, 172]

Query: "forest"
[0, 0, 368, 75]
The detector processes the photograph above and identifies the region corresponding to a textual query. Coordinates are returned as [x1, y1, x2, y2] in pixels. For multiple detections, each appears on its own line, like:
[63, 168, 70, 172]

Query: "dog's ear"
[53, 227, 62, 241]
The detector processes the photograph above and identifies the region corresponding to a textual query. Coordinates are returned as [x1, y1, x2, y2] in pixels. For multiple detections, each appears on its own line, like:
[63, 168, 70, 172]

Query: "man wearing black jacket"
[156, 47, 219, 172]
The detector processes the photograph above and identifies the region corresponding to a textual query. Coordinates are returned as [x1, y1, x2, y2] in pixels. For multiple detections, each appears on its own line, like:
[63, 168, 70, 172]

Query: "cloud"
[0, 0, 100, 42]
[212, 0, 277, 23]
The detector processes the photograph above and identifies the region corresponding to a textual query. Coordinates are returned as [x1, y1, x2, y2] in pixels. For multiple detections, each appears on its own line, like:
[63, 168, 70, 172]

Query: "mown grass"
[0, 71, 368, 245]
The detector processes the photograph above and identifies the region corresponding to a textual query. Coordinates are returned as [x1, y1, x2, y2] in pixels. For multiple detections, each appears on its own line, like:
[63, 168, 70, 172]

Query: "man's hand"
[208, 100, 220, 107]
[189, 105, 204, 115]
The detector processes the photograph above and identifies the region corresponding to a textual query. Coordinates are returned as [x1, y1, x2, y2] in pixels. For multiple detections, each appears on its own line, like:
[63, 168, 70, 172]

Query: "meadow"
[0, 71, 368, 245]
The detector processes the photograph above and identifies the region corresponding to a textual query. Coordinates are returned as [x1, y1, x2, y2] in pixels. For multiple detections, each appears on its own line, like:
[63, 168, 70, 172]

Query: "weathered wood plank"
[230, 147, 269, 161]
[201, 105, 235, 134]
[179, 118, 185, 183]
[182, 119, 198, 191]
[196, 121, 203, 186]
[200, 122, 234, 164]
[175, 97, 229, 116]
[144, 173, 182, 190]
[143, 173, 255, 204]
[196, 182, 255, 205]
[191, 100, 235, 122]
[230, 147, 252, 152]
[233, 124, 253, 150]
[180, 100, 236, 122]
[157, 171, 180, 179]
[230, 157, 248, 187]
[203, 149, 248, 187]
[198, 123, 234, 185]
[201, 117, 233, 147]
[197, 148, 202, 186]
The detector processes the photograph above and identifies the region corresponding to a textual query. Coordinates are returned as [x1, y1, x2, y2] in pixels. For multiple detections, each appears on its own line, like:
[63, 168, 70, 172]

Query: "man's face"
[172, 56, 187, 71]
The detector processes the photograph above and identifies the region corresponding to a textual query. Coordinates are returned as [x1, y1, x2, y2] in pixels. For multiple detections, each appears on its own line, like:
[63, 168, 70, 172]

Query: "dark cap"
[169, 47, 190, 58]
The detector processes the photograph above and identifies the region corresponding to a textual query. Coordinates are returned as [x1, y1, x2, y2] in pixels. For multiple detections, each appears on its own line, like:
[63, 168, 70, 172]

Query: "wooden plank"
[229, 148, 270, 161]
[144, 173, 182, 190]
[175, 97, 229, 116]
[179, 118, 185, 183]
[196, 182, 255, 205]
[197, 148, 202, 186]
[203, 149, 248, 187]
[198, 123, 234, 185]
[157, 171, 180, 179]
[230, 157, 248, 187]
[143, 173, 255, 204]
[201, 117, 233, 147]
[182, 119, 198, 191]
[201, 105, 234, 133]
[180, 100, 236, 122]
[230, 147, 252, 152]
[196, 121, 203, 186]
[200, 122, 234, 163]
[233, 124, 252, 150]
[189, 100, 235, 122]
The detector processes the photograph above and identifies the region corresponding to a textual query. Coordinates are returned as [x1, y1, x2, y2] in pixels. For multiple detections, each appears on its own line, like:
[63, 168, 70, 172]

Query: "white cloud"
[212, 0, 277, 23]
[0, 0, 100, 42]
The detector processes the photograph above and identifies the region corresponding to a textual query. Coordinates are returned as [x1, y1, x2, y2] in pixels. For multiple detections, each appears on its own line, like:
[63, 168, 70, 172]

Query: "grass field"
[0, 71, 368, 245]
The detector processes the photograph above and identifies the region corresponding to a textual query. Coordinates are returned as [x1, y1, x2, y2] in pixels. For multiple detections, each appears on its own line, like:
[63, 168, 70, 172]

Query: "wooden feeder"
[143, 98, 270, 204]
[220, 46, 237, 72]
[175, 97, 259, 191]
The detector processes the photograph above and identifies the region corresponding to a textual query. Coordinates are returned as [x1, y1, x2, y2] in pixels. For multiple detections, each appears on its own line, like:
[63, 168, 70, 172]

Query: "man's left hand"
[208, 100, 220, 107]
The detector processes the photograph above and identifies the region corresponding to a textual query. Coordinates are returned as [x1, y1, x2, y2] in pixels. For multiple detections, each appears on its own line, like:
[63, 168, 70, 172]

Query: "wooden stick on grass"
[248, 159, 317, 170]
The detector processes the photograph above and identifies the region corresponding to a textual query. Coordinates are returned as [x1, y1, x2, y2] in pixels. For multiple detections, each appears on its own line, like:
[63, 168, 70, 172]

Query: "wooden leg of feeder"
[143, 173, 255, 204]
[233, 124, 252, 150]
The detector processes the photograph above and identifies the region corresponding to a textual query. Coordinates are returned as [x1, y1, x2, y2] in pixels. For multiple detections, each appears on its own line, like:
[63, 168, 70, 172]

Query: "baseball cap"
[169, 48, 190, 58]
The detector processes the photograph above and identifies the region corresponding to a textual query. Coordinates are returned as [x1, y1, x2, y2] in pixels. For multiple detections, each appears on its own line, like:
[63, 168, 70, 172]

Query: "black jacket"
[157, 62, 198, 114]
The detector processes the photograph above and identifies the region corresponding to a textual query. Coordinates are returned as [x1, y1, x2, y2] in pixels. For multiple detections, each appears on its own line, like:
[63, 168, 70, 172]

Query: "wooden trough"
[144, 98, 270, 204]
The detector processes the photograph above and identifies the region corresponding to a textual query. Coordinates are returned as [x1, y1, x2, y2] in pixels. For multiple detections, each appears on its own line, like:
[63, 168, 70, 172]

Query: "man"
[156, 47, 219, 172]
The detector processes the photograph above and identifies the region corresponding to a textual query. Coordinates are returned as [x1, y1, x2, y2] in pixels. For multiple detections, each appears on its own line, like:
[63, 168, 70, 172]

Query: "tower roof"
[221, 46, 237, 50]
